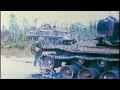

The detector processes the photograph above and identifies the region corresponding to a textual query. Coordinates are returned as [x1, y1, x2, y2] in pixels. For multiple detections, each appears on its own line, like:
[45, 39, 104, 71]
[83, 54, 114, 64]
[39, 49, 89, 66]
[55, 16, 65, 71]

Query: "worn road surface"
[1, 55, 40, 79]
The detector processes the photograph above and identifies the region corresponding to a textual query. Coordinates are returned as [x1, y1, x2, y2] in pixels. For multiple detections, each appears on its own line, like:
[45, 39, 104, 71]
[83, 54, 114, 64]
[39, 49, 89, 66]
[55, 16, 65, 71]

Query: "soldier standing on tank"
[34, 37, 44, 66]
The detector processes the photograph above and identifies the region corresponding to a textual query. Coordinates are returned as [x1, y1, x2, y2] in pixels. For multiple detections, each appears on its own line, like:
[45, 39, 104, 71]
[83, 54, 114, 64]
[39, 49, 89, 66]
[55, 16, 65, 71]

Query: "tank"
[26, 24, 77, 45]
[31, 16, 119, 79]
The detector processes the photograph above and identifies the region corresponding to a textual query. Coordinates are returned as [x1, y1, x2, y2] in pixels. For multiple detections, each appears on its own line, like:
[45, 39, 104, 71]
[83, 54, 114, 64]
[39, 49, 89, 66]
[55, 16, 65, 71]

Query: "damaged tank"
[31, 16, 119, 79]
[26, 24, 77, 45]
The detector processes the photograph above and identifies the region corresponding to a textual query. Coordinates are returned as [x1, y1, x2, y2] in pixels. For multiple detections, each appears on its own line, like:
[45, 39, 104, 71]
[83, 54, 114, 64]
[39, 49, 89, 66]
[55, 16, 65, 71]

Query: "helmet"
[38, 37, 44, 42]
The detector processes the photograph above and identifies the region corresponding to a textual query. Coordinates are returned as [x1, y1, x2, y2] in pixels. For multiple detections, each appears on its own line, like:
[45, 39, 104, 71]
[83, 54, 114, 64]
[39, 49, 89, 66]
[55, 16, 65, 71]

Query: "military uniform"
[34, 37, 44, 66]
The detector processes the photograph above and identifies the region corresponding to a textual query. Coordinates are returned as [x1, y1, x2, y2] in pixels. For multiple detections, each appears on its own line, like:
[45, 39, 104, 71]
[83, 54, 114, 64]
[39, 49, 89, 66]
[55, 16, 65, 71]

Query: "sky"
[1, 11, 119, 28]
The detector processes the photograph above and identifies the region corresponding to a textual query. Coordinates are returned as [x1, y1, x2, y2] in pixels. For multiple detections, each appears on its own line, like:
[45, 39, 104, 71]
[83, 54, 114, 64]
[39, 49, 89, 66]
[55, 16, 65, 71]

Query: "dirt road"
[1, 55, 40, 79]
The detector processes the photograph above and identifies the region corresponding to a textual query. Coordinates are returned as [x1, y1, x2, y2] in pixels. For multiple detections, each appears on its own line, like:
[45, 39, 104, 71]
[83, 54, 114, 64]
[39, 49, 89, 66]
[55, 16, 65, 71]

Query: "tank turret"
[95, 16, 119, 47]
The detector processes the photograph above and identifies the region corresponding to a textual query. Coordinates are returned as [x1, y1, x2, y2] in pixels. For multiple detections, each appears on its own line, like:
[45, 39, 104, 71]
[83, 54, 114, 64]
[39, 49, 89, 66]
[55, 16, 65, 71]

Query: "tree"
[9, 13, 19, 42]
[33, 18, 39, 30]
[34, 18, 39, 26]
[89, 20, 97, 39]
[69, 22, 86, 41]
[22, 18, 30, 41]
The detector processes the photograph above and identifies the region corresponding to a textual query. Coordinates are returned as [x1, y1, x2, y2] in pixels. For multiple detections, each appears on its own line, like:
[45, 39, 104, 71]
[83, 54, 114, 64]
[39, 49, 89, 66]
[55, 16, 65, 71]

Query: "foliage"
[1, 13, 98, 49]
[14, 40, 28, 50]
[69, 21, 97, 41]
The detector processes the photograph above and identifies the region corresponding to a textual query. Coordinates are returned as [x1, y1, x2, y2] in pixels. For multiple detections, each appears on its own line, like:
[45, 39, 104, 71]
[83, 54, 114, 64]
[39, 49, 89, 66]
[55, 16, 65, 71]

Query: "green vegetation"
[1, 13, 97, 50]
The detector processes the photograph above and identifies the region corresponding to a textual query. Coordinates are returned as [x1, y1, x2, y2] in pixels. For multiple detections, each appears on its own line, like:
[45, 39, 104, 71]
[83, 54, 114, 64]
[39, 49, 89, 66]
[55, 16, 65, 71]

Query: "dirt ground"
[1, 47, 34, 58]
[1, 55, 62, 79]
[1, 55, 40, 79]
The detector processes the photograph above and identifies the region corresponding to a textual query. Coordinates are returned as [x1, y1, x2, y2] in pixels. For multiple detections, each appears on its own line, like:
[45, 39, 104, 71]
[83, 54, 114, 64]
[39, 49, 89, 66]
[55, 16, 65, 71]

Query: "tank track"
[31, 43, 119, 79]
[39, 46, 119, 79]
[43, 55, 119, 62]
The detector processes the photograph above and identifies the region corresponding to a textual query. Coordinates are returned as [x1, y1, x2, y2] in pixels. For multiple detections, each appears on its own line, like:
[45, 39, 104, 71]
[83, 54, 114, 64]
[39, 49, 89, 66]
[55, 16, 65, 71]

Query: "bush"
[15, 40, 28, 50]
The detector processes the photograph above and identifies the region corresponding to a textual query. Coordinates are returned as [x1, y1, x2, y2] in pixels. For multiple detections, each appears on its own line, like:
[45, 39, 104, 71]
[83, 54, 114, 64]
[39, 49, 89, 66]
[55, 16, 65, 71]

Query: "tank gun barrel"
[93, 38, 102, 41]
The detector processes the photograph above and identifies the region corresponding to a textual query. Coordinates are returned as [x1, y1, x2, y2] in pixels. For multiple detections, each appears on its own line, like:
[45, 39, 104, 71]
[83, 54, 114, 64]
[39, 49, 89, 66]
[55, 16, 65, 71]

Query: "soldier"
[34, 37, 44, 66]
